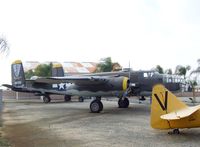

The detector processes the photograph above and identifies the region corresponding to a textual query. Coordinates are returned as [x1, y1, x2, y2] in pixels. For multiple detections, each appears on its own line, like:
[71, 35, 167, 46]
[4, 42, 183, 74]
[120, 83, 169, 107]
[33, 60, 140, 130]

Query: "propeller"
[123, 61, 132, 98]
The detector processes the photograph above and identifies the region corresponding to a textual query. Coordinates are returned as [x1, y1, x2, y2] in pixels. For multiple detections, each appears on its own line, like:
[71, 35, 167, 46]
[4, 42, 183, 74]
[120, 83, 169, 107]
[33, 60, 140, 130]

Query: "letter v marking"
[154, 91, 168, 111]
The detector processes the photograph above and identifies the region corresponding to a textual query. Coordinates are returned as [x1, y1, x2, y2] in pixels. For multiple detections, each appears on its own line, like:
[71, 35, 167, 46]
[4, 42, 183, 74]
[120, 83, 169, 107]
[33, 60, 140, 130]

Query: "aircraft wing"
[161, 105, 200, 120]
[2, 84, 13, 89]
[34, 76, 108, 85]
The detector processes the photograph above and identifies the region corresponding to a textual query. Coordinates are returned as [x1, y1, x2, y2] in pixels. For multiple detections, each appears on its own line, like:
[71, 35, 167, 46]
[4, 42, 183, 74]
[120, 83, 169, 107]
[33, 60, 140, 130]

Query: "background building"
[24, 61, 97, 74]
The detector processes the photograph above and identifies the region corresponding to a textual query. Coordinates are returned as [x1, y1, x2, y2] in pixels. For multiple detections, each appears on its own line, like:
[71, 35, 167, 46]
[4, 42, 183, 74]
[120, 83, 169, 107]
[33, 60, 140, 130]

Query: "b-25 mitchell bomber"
[3, 60, 130, 113]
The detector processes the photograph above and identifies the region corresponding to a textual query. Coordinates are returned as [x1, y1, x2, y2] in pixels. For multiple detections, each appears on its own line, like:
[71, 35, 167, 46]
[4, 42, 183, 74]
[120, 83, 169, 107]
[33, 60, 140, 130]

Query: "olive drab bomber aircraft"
[3, 60, 130, 113]
[151, 84, 200, 134]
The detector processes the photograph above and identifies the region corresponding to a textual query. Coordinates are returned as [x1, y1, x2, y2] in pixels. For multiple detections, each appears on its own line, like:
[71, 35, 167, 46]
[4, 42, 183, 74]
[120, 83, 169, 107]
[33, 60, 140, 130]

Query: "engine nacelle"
[106, 76, 130, 91]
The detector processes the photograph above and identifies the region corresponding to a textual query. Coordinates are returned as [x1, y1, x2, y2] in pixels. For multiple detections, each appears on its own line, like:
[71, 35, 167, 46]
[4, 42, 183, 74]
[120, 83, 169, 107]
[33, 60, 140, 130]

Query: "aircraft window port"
[163, 75, 183, 83]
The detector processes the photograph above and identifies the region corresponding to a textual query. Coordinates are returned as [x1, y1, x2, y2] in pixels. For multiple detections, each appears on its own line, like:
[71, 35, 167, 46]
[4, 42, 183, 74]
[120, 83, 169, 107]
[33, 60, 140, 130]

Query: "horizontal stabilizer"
[2, 84, 13, 89]
[161, 105, 200, 120]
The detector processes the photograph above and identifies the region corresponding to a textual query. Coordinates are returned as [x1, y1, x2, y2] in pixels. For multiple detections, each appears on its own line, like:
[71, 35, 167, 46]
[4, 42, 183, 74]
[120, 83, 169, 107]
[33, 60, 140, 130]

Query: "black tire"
[43, 96, 51, 103]
[124, 98, 129, 108]
[118, 98, 129, 108]
[118, 98, 124, 108]
[173, 129, 180, 134]
[99, 100, 103, 111]
[90, 100, 103, 113]
[64, 95, 71, 102]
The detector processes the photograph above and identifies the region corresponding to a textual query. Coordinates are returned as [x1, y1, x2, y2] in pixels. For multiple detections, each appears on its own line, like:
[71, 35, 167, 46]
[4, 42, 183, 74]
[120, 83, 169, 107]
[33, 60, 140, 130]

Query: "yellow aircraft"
[151, 84, 200, 134]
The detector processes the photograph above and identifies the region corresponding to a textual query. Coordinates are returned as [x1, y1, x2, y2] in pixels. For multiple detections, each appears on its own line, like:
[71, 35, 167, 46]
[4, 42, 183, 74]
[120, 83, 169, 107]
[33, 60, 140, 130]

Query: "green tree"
[155, 65, 164, 74]
[25, 69, 35, 79]
[34, 63, 52, 77]
[165, 69, 172, 75]
[175, 65, 191, 79]
[25, 63, 52, 78]
[96, 57, 113, 72]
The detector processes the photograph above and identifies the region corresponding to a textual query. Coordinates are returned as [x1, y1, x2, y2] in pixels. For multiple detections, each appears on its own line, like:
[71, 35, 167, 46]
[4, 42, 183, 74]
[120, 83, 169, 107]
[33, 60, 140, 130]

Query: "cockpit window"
[143, 73, 148, 78]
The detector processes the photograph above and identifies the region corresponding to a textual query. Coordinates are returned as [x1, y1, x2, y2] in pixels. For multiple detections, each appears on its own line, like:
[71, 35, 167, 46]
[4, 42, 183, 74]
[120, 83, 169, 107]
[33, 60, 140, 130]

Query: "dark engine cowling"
[106, 76, 130, 91]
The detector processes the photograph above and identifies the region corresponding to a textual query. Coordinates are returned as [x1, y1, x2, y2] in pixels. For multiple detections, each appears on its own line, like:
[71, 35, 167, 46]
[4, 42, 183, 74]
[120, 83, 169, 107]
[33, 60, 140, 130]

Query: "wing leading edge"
[34, 76, 108, 85]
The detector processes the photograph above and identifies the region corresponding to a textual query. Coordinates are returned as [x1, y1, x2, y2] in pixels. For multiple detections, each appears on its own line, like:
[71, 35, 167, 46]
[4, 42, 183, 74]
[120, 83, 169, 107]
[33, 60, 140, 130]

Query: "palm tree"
[189, 59, 200, 85]
[0, 37, 9, 56]
[165, 69, 172, 75]
[175, 65, 191, 79]
[155, 65, 164, 74]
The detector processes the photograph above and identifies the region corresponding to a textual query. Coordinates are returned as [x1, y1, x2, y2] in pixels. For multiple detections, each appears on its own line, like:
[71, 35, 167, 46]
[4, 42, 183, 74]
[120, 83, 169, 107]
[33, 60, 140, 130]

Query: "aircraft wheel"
[124, 98, 129, 108]
[118, 98, 124, 108]
[173, 129, 180, 134]
[43, 95, 51, 103]
[118, 98, 129, 108]
[79, 97, 84, 102]
[64, 95, 71, 102]
[90, 100, 103, 113]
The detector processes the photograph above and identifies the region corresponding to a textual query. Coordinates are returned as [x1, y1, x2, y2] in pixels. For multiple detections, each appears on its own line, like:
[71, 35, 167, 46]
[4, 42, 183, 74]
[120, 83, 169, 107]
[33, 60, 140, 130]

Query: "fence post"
[16, 92, 19, 100]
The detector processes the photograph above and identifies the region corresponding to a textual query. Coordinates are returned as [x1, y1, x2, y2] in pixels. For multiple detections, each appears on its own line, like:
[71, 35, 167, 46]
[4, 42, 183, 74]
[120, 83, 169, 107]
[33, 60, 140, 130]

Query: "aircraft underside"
[42, 93, 130, 113]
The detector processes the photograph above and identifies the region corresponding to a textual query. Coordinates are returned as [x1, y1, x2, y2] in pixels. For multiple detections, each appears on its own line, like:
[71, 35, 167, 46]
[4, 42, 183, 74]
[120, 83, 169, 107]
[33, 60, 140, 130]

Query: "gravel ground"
[1, 98, 200, 147]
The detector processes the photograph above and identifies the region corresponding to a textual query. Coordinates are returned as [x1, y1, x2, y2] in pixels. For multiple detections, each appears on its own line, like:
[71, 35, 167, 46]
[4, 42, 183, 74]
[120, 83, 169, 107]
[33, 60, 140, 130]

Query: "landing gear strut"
[139, 96, 146, 101]
[64, 95, 71, 102]
[78, 97, 84, 102]
[90, 99, 103, 113]
[118, 97, 129, 108]
[43, 95, 51, 103]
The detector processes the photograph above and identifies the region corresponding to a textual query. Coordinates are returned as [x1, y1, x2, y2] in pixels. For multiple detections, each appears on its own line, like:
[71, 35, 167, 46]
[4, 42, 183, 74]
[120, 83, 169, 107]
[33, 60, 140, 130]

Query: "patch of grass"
[0, 138, 11, 147]
[0, 129, 11, 147]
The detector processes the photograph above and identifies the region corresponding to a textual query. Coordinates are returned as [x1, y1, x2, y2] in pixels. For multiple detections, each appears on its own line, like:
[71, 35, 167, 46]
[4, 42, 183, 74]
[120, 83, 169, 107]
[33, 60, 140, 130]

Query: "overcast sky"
[0, 0, 200, 84]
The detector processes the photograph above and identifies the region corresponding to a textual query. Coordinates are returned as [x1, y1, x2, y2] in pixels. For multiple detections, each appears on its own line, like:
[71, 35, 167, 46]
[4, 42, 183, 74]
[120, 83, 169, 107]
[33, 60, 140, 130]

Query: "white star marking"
[58, 83, 65, 90]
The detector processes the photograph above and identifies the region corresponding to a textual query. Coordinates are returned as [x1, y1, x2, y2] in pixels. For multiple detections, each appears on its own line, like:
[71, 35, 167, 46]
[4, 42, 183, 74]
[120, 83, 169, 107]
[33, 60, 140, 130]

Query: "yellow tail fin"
[151, 84, 187, 129]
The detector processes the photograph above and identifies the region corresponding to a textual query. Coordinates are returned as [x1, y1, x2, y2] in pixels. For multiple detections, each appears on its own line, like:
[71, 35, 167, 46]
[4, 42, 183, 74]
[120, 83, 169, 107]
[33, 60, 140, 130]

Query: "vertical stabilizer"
[51, 63, 64, 77]
[151, 84, 188, 129]
[11, 60, 26, 87]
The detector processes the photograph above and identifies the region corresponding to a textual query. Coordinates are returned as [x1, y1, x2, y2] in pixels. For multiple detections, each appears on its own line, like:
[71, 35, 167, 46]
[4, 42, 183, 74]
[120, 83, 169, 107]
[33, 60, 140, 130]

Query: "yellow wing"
[161, 105, 200, 120]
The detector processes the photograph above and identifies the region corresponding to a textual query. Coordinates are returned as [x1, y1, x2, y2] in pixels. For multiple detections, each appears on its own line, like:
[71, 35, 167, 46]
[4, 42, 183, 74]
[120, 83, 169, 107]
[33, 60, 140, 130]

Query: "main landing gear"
[139, 96, 146, 101]
[90, 99, 103, 113]
[118, 97, 129, 108]
[64, 95, 71, 102]
[43, 95, 51, 103]
[89, 97, 130, 113]
[168, 129, 180, 135]
[78, 97, 84, 102]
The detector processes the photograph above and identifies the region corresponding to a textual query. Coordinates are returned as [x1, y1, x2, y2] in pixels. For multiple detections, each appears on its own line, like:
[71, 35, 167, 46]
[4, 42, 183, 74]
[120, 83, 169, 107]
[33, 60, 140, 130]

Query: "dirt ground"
[1, 98, 200, 147]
